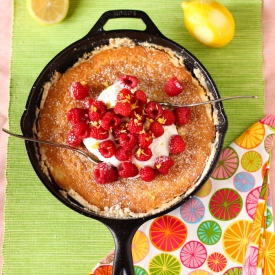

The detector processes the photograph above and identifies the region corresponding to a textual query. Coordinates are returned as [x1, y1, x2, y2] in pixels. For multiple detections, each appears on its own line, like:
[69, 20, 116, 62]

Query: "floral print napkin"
[90, 115, 275, 275]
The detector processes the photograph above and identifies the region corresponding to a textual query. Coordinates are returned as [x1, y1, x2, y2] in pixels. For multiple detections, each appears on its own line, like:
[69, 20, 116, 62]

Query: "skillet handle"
[103, 219, 145, 275]
[86, 10, 165, 38]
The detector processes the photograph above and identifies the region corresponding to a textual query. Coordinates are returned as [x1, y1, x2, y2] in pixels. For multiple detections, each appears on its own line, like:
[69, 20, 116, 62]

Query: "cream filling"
[83, 82, 179, 170]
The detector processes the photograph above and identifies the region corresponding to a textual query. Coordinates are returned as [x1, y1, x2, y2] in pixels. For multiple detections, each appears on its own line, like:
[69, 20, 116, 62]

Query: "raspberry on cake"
[169, 134, 186, 154]
[94, 162, 119, 184]
[128, 119, 143, 134]
[158, 109, 175, 126]
[134, 89, 147, 105]
[164, 76, 184, 96]
[117, 88, 135, 103]
[90, 126, 109, 140]
[98, 140, 116, 158]
[138, 132, 153, 148]
[115, 146, 132, 162]
[101, 111, 121, 131]
[88, 100, 107, 122]
[130, 107, 146, 122]
[145, 101, 163, 120]
[119, 75, 138, 89]
[113, 122, 128, 140]
[118, 161, 139, 178]
[83, 97, 95, 109]
[173, 107, 191, 125]
[140, 166, 155, 182]
[118, 133, 137, 151]
[67, 108, 89, 125]
[73, 122, 90, 139]
[70, 81, 90, 100]
[149, 121, 164, 138]
[114, 101, 132, 117]
[134, 147, 153, 161]
[154, 156, 174, 175]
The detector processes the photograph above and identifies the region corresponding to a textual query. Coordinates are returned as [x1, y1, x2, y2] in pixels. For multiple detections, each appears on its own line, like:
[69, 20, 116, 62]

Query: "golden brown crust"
[37, 41, 216, 216]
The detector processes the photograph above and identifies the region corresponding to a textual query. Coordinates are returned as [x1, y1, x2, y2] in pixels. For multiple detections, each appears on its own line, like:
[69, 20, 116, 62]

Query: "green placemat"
[3, 0, 264, 274]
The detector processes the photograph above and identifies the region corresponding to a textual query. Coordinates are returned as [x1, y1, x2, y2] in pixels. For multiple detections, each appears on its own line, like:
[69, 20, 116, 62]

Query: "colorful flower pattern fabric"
[91, 117, 275, 275]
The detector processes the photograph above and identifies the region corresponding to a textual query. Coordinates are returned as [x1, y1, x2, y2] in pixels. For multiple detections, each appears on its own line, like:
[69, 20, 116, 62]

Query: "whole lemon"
[181, 0, 235, 48]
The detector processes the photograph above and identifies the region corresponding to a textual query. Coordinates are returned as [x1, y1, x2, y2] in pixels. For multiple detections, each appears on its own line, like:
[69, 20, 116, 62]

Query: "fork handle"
[159, 95, 257, 108]
[1, 128, 99, 165]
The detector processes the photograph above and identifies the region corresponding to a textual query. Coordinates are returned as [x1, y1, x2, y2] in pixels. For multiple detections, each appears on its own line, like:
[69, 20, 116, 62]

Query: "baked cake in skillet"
[35, 38, 217, 218]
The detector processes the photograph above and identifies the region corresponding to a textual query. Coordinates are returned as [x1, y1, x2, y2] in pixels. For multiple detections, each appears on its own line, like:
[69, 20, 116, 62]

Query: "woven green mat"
[3, 0, 263, 274]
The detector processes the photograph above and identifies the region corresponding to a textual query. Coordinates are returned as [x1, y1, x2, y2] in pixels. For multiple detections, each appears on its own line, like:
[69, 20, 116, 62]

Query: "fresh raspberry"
[67, 108, 89, 125]
[73, 122, 90, 139]
[88, 100, 107, 122]
[164, 77, 184, 96]
[94, 162, 119, 184]
[98, 140, 116, 158]
[134, 147, 152, 161]
[117, 88, 135, 103]
[169, 135, 186, 154]
[173, 107, 191, 125]
[118, 133, 137, 151]
[140, 166, 155, 182]
[118, 162, 139, 178]
[158, 109, 175, 126]
[90, 126, 109, 140]
[149, 121, 164, 138]
[113, 122, 128, 140]
[119, 75, 138, 89]
[83, 97, 95, 109]
[130, 106, 146, 122]
[145, 101, 163, 120]
[70, 81, 90, 100]
[138, 132, 153, 148]
[154, 156, 174, 175]
[101, 112, 121, 131]
[115, 146, 132, 161]
[114, 101, 132, 118]
[128, 119, 143, 134]
[67, 131, 82, 146]
[134, 89, 147, 106]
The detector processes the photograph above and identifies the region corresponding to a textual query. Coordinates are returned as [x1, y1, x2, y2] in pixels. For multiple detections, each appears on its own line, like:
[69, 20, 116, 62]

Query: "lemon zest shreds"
[91, 141, 100, 149]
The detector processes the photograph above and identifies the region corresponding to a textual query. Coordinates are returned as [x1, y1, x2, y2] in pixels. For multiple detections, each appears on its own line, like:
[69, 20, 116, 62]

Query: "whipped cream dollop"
[83, 83, 178, 169]
[97, 82, 123, 108]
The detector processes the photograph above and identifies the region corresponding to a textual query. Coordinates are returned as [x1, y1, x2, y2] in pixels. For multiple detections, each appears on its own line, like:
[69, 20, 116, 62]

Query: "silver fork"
[2, 95, 257, 164]
[2, 128, 100, 165]
[158, 95, 257, 107]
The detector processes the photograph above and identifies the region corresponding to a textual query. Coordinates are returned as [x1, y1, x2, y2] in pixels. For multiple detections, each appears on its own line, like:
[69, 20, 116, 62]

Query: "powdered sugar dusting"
[36, 38, 219, 218]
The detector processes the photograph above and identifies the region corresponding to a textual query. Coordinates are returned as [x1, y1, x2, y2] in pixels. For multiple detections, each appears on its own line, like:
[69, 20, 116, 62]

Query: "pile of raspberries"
[66, 75, 191, 184]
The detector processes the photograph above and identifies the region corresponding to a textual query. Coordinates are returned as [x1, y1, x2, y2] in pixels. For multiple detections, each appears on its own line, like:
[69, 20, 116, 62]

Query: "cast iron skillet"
[21, 10, 228, 275]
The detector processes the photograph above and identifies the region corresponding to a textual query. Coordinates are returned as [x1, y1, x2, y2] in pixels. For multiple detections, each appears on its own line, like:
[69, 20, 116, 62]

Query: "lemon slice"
[181, 0, 235, 48]
[27, 0, 69, 26]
